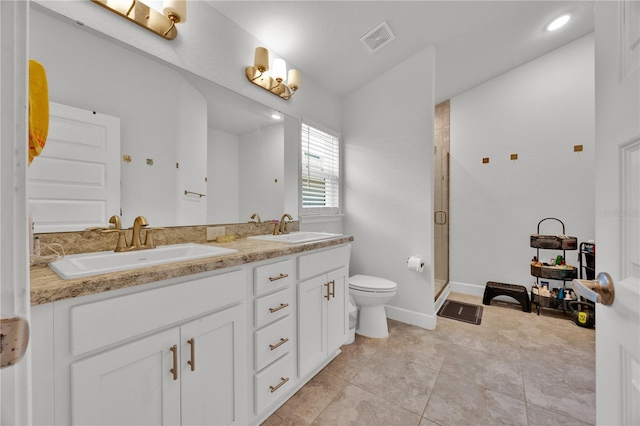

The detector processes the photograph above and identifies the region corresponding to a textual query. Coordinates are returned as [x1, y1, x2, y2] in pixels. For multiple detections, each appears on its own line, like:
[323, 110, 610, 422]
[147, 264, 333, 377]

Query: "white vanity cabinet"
[31, 241, 353, 426]
[71, 304, 245, 425]
[34, 269, 248, 426]
[297, 246, 350, 378]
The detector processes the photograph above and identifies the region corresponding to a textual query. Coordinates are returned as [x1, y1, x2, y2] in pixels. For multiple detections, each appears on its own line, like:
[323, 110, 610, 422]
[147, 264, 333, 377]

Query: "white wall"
[207, 129, 240, 224]
[450, 34, 595, 294]
[343, 47, 436, 329]
[239, 124, 285, 223]
[29, 9, 207, 228]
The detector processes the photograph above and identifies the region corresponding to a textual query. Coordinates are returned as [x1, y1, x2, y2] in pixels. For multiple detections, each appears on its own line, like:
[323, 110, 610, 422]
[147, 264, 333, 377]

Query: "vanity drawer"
[254, 259, 295, 296]
[254, 353, 295, 415]
[298, 245, 351, 281]
[254, 287, 294, 328]
[254, 315, 294, 371]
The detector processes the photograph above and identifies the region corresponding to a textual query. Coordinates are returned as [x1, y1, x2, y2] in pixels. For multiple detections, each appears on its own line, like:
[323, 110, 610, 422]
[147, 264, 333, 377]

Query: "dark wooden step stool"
[483, 282, 531, 312]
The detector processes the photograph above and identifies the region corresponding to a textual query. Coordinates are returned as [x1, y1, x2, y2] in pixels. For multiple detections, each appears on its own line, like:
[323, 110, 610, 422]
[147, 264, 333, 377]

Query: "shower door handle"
[434, 210, 448, 225]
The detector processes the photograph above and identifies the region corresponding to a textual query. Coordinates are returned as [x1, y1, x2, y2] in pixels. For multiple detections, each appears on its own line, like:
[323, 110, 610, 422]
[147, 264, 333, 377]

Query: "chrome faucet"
[131, 216, 149, 249]
[278, 213, 293, 235]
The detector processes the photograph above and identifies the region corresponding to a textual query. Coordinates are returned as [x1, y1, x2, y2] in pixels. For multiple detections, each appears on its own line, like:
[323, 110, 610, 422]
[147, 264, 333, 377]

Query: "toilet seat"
[349, 274, 397, 293]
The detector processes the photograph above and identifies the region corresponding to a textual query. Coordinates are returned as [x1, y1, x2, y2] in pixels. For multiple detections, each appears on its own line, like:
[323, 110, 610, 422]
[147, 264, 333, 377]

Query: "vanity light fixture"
[245, 47, 301, 100]
[91, 0, 186, 40]
[546, 14, 571, 31]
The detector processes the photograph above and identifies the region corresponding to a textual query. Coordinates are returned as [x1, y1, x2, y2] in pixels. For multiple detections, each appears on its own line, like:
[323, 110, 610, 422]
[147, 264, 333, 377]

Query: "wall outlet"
[207, 226, 225, 241]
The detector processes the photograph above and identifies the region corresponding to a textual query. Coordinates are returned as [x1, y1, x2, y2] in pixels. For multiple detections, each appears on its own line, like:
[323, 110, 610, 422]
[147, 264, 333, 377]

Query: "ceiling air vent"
[360, 21, 395, 54]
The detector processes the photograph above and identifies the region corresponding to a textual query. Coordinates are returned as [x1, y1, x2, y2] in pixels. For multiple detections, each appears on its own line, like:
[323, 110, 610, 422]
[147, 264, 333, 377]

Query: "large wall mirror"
[28, 5, 297, 232]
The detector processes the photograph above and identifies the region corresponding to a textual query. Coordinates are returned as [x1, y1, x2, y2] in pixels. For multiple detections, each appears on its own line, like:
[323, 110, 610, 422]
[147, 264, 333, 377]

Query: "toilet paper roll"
[408, 256, 424, 272]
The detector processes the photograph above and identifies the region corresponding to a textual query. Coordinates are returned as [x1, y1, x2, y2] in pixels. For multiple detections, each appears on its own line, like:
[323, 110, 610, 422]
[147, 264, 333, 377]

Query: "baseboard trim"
[449, 281, 486, 297]
[385, 305, 436, 330]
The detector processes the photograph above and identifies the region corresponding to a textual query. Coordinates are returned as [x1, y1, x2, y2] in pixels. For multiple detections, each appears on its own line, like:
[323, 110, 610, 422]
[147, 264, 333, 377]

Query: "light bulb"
[547, 14, 570, 31]
[254, 47, 269, 73]
[272, 59, 287, 82]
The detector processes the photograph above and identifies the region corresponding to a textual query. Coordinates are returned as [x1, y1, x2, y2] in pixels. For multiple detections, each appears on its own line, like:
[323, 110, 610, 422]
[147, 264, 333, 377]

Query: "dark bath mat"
[437, 300, 483, 325]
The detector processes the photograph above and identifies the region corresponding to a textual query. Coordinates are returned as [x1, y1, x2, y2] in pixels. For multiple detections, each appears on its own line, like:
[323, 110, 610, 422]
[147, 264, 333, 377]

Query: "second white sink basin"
[48, 243, 238, 280]
[248, 231, 343, 244]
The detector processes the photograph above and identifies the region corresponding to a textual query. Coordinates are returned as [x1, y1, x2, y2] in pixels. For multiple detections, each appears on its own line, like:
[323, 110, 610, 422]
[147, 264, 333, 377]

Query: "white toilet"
[349, 275, 397, 338]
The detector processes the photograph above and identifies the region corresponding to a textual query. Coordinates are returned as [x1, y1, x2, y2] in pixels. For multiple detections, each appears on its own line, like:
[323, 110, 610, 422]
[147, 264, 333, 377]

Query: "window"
[301, 123, 340, 215]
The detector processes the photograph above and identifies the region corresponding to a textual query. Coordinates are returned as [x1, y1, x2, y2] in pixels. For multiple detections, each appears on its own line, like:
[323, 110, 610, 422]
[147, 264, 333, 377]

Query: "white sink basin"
[48, 243, 238, 280]
[248, 231, 343, 244]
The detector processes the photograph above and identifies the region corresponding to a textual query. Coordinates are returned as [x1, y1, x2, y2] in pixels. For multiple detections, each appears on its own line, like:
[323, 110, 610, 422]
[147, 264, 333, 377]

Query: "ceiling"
[205, 1, 595, 104]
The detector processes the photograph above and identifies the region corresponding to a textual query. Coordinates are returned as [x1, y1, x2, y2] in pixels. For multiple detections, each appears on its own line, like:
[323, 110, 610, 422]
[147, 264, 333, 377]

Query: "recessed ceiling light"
[547, 14, 571, 31]
[271, 113, 282, 120]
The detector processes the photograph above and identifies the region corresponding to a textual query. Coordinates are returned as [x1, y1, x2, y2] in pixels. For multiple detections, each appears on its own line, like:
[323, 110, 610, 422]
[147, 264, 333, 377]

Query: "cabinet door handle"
[169, 345, 178, 381]
[268, 273, 289, 282]
[269, 377, 289, 393]
[324, 282, 331, 300]
[269, 337, 289, 351]
[269, 303, 289, 313]
[187, 338, 195, 372]
[329, 280, 336, 299]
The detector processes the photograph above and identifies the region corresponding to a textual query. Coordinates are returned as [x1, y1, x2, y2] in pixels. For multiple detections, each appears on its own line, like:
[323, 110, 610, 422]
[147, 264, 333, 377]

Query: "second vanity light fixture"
[91, 0, 186, 40]
[246, 47, 301, 100]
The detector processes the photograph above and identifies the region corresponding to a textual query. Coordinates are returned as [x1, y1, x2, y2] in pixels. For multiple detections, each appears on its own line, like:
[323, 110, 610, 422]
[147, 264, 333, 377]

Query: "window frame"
[299, 120, 342, 217]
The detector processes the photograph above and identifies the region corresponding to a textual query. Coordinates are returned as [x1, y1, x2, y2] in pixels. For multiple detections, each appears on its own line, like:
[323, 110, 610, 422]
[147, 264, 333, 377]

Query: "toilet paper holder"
[407, 256, 425, 272]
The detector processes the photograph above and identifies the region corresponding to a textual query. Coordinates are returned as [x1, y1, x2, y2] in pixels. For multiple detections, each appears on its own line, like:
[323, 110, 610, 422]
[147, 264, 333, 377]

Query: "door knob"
[572, 272, 615, 305]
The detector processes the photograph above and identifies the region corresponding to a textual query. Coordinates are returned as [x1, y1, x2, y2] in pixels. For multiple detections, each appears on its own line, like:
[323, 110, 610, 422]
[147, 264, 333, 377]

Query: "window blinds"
[301, 123, 340, 214]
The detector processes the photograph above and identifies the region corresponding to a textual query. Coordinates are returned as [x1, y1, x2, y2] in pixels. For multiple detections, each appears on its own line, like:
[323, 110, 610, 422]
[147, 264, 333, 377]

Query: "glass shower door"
[433, 144, 450, 299]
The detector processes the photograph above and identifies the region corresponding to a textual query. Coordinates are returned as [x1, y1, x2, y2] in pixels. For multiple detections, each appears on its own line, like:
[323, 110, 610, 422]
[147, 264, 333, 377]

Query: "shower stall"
[434, 101, 450, 300]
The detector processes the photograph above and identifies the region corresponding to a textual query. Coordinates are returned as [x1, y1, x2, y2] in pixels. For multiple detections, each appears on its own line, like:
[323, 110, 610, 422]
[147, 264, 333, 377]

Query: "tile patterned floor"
[262, 292, 595, 426]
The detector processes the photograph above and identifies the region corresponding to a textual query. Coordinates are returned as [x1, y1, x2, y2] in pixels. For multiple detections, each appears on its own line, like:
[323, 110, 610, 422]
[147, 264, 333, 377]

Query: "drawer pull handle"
[169, 345, 178, 381]
[329, 280, 336, 299]
[269, 303, 289, 313]
[325, 282, 331, 300]
[268, 273, 289, 282]
[269, 377, 289, 393]
[187, 338, 195, 372]
[269, 337, 289, 351]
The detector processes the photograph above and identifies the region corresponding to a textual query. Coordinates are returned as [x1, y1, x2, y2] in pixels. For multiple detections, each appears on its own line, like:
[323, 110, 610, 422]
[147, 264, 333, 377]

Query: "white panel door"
[28, 102, 120, 232]
[70, 328, 181, 426]
[297, 275, 328, 378]
[180, 305, 246, 426]
[594, 1, 640, 424]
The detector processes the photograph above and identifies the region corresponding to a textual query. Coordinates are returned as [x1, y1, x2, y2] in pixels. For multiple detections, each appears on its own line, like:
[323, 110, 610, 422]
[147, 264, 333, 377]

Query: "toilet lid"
[349, 274, 397, 292]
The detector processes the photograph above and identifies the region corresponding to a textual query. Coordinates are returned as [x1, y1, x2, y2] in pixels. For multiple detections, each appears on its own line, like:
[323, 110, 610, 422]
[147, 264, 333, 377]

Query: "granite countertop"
[30, 235, 353, 306]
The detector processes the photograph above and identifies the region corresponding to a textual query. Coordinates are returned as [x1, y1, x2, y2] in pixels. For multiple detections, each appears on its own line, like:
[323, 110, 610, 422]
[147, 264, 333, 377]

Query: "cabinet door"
[327, 267, 348, 354]
[70, 328, 181, 426]
[180, 304, 246, 426]
[297, 275, 328, 378]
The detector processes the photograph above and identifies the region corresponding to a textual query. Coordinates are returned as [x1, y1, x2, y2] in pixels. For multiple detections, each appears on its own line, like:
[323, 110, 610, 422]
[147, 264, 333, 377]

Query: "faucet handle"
[143, 227, 165, 249]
